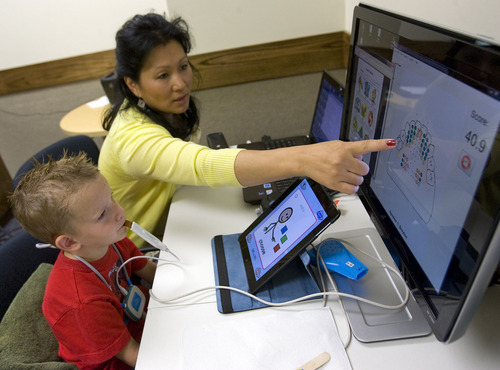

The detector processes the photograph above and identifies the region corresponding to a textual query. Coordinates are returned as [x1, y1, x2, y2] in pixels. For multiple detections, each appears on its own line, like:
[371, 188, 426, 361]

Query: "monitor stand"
[320, 228, 431, 342]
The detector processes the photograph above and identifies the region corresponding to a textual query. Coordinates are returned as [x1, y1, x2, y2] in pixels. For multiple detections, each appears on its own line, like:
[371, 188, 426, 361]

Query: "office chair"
[12, 134, 100, 188]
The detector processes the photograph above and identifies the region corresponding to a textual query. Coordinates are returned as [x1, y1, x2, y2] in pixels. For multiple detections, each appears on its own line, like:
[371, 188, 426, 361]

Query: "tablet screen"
[239, 178, 340, 293]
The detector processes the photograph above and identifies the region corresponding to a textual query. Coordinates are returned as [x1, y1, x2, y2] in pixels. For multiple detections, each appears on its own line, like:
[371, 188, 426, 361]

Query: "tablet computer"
[239, 178, 340, 294]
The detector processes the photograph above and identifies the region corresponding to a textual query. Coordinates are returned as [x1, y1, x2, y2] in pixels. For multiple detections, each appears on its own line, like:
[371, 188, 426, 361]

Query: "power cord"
[313, 241, 353, 349]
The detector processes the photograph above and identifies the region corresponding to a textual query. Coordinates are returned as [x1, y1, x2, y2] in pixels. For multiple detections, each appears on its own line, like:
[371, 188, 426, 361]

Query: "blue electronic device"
[309, 239, 368, 280]
[123, 285, 146, 321]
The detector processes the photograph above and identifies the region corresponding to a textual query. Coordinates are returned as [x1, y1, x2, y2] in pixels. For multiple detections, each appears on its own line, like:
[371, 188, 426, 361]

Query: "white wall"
[166, 0, 344, 55]
[345, 1, 500, 42]
[0, 0, 168, 70]
[1, 0, 498, 71]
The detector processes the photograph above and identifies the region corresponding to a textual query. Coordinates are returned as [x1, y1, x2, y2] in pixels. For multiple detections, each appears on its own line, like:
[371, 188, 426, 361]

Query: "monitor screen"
[342, 4, 500, 342]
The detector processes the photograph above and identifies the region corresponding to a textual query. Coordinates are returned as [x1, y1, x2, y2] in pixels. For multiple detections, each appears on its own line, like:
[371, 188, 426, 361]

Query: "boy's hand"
[116, 337, 140, 367]
[135, 260, 157, 285]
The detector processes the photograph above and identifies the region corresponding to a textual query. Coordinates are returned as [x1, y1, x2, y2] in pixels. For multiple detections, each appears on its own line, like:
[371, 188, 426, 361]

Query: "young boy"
[9, 152, 157, 369]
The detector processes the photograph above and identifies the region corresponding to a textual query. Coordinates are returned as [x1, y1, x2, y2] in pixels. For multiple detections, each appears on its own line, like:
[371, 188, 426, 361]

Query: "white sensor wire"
[116, 238, 410, 339]
[115, 255, 180, 295]
[148, 239, 410, 311]
[116, 238, 410, 355]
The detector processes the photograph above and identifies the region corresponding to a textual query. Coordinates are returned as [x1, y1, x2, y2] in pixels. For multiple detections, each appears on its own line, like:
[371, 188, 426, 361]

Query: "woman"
[99, 13, 395, 247]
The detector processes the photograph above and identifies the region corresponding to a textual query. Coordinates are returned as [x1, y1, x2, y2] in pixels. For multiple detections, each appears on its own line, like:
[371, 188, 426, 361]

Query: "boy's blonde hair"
[9, 152, 100, 245]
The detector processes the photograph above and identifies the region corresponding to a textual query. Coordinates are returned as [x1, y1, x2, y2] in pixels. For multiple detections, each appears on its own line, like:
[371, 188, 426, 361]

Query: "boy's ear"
[54, 235, 81, 252]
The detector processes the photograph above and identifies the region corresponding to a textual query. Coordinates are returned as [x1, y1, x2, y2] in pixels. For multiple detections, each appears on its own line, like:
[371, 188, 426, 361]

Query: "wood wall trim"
[0, 50, 116, 96]
[190, 32, 349, 90]
[0, 32, 349, 96]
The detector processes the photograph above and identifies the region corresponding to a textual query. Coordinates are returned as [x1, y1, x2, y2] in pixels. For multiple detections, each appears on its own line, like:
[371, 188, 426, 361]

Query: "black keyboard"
[262, 138, 301, 192]
[275, 177, 298, 193]
[263, 137, 301, 150]
[240, 135, 312, 205]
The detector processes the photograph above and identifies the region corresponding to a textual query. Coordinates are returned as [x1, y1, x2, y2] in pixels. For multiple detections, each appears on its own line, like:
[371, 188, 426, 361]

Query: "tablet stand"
[211, 234, 321, 313]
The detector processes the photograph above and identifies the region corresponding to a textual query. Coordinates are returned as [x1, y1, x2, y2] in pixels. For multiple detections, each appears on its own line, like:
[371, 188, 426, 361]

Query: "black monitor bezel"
[342, 3, 500, 342]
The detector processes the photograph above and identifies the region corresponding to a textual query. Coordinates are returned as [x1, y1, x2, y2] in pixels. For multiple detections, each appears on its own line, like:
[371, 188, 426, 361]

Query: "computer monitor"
[341, 4, 500, 343]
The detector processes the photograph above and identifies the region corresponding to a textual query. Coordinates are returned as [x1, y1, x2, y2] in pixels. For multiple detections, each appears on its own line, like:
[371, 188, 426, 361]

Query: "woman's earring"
[137, 98, 146, 110]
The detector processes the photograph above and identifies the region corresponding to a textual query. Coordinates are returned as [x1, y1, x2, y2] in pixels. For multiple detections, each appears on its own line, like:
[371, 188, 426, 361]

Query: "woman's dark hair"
[102, 13, 200, 139]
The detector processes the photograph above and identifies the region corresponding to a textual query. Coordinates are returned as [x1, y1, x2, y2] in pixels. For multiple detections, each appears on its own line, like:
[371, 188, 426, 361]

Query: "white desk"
[137, 185, 500, 369]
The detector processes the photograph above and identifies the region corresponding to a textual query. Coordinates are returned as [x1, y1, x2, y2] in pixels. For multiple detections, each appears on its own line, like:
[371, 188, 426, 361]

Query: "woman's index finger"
[348, 139, 396, 156]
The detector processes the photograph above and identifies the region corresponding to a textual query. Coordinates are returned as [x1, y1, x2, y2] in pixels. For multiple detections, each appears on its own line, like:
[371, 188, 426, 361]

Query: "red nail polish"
[386, 139, 396, 147]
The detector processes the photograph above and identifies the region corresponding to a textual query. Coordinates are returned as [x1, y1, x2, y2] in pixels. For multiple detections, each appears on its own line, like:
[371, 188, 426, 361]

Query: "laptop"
[238, 71, 344, 204]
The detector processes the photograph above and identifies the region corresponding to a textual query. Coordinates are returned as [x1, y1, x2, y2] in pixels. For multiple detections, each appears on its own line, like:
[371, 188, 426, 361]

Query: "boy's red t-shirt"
[42, 238, 148, 369]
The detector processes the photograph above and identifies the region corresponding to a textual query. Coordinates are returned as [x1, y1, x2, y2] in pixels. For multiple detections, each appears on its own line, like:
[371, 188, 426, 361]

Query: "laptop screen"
[310, 73, 344, 143]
